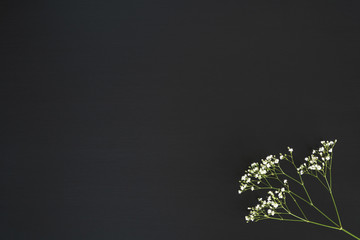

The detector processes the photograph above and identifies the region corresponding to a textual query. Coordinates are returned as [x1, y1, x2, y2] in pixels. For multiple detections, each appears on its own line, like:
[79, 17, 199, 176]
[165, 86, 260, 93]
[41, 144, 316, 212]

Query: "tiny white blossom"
[240, 139, 339, 225]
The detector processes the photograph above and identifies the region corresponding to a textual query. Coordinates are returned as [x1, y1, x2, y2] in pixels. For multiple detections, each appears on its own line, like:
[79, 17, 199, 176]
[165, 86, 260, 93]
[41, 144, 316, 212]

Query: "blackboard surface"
[1, 1, 360, 239]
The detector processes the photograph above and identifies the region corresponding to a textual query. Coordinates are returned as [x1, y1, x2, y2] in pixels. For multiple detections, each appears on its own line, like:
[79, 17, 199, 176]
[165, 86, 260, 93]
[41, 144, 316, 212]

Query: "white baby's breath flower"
[245, 190, 285, 222]
[240, 139, 344, 234]
[238, 153, 282, 195]
[297, 140, 337, 177]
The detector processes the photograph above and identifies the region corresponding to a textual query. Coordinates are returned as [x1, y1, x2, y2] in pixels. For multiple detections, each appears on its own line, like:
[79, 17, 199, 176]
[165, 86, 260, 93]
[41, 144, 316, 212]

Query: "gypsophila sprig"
[245, 188, 286, 223]
[297, 140, 336, 179]
[238, 155, 281, 194]
[238, 140, 360, 240]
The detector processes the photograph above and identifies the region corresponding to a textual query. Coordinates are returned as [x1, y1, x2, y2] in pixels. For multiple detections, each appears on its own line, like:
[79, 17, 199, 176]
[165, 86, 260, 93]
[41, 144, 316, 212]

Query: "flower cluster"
[238, 154, 281, 194]
[245, 188, 286, 222]
[238, 140, 338, 224]
[297, 140, 337, 176]
[238, 140, 360, 240]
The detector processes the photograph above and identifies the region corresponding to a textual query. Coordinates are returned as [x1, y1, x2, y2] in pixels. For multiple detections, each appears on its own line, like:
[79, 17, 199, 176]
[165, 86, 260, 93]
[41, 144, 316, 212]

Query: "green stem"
[289, 191, 339, 227]
[288, 192, 307, 220]
[288, 191, 311, 204]
[272, 174, 307, 220]
[284, 208, 339, 231]
[342, 229, 360, 240]
[256, 187, 277, 191]
[315, 175, 329, 190]
[265, 216, 304, 222]
[298, 174, 313, 204]
[277, 172, 302, 185]
[305, 219, 339, 231]
[264, 177, 272, 187]
[311, 203, 340, 227]
[287, 157, 313, 204]
[325, 177, 342, 227]
[265, 167, 339, 227]
[268, 217, 360, 239]
[329, 142, 336, 189]
[277, 163, 302, 185]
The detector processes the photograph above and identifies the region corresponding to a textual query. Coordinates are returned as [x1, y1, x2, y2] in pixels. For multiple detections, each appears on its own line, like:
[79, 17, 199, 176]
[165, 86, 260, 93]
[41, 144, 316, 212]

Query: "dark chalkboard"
[1, 1, 360, 239]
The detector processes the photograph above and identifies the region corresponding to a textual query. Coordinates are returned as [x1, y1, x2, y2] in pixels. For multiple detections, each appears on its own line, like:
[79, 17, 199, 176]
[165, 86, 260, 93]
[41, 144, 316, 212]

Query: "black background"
[1, 0, 360, 239]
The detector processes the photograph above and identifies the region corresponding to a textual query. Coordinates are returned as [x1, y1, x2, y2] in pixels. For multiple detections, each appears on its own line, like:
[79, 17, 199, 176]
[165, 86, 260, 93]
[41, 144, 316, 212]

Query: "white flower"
[239, 153, 281, 194]
[240, 139, 338, 224]
[245, 190, 284, 222]
[298, 140, 337, 176]
[309, 164, 322, 171]
[267, 209, 275, 216]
